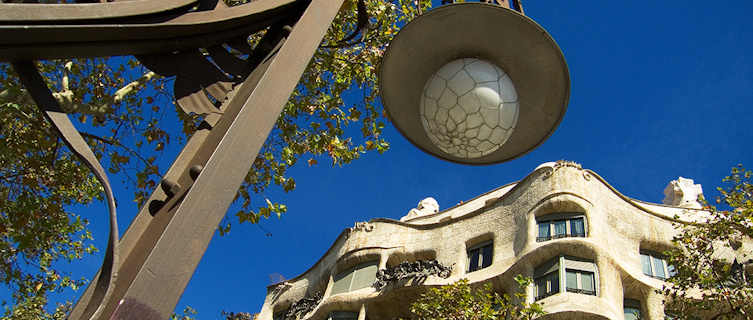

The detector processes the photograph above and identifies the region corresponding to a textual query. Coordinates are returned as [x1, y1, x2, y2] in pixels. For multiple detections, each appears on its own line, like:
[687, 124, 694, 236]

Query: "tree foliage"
[0, 0, 428, 317]
[0, 58, 168, 319]
[220, 311, 255, 320]
[409, 277, 545, 320]
[227, 0, 424, 227]
[170, 306, 198, 320]
[663, 165, 753, 319]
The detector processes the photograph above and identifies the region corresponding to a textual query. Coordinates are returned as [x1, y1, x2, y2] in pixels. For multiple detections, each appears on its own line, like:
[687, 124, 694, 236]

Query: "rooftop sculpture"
[400, 197, 440, 221]
[662, 177, 704, 209]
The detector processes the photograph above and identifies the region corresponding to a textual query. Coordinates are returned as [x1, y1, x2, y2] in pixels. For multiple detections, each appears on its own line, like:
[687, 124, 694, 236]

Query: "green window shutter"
[581, 271, 594, 292]
[640, 253, 652, 276]
[566, 270, 578, 290]
[351, 261, 378, 291]
[331, 261, 378, 295]
[331, 268, 354, 295]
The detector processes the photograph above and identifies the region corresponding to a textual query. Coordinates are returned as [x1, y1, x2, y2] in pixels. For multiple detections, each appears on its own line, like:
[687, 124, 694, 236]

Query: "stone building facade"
[256, 161, 750, 319]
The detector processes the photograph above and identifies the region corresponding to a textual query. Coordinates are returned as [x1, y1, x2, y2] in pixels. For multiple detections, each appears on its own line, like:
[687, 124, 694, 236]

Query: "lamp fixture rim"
[379, 2, 570, 165]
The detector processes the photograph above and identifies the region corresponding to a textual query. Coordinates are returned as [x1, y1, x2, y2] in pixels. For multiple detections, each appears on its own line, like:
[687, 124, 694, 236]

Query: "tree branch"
[78, 131, 154, 169]
[2, 64, 156, 117]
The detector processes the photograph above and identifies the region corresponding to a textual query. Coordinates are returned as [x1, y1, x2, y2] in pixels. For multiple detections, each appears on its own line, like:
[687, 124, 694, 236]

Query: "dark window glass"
[538, 222, 551, 241]
[481, 244, 493, 268]
[537, 214, 586, 242]
[535, 272, 559, 300]
[549, 272, 559, 294]
[554, 220, 566, 237]
[468, 247, 480, 272]
[468, 242, 493, 272]
[535, 256, 596, 300]
[273, 310, 287, 320]
[536, 277, 547, 299]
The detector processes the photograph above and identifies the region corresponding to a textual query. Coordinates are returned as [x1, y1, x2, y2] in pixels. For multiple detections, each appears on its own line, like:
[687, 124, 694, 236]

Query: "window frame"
[536, 213, 587, 242]
[534, 269, 559, 300]
[534, 256, 598, 300]
[565, 269, 595, 295]
[640, 250, 674, 280]
[466, 240, 494, 273]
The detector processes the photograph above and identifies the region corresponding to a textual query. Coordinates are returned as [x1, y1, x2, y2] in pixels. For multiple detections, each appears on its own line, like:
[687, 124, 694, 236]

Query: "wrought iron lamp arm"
[11, 61, 121, 320]
[4, 0, 348, 319]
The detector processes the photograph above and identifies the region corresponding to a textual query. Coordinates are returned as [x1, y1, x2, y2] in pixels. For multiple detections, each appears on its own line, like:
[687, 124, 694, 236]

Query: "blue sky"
[40, 1, 753, 318]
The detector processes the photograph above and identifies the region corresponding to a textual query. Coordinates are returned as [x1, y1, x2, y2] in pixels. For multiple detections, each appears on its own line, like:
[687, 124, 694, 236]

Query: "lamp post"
[0, 0, 568, 319]
[380, 2, 570, 164]
[1, 1, 346, 319]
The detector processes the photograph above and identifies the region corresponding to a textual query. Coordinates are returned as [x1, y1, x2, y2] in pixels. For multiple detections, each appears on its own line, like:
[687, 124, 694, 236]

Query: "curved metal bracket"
[11, 61, 120, 320]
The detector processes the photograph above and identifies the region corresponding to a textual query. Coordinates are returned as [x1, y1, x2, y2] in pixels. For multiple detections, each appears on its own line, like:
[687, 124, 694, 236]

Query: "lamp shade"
[379, 3, 570, 165]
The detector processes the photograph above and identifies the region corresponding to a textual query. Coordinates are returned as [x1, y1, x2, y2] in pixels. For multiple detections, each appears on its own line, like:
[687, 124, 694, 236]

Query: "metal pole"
[106, 0, 344, 318]
[1, 0, 346, 318]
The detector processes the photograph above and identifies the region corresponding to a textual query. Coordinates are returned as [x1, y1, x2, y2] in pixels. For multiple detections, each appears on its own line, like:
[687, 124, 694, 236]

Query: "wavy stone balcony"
[257, 162, 747, 320]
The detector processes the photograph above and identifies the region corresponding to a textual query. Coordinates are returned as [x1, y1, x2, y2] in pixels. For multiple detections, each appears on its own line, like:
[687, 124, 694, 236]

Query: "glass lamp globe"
[420, 58, 519, 159]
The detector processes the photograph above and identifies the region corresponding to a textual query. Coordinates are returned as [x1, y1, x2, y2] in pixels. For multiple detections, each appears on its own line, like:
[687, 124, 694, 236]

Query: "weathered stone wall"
[257, 162, 751, 320]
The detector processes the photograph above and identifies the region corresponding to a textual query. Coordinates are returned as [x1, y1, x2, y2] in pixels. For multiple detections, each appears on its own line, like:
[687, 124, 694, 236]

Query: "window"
[566, 269, 595, 295]
[537, 214, 586, 242]
[624, 299, 641, 320]
[328, 311, 358, 320]
[641, 251, 674, 280]
[331, 260, 378, 295]
[534, 270, 558, 300]
[535, 256, 597, 300]
[467, 241, 493, 272]
[273, 310, 286, 320]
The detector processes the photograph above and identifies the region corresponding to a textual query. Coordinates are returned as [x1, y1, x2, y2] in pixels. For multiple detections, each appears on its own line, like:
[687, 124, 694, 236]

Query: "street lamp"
[380, 2, 570, 164]
[0, 1, 568, 319]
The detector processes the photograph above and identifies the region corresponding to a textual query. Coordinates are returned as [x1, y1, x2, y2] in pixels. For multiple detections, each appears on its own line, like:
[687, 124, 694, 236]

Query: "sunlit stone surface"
[420, 58, 519, 159]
